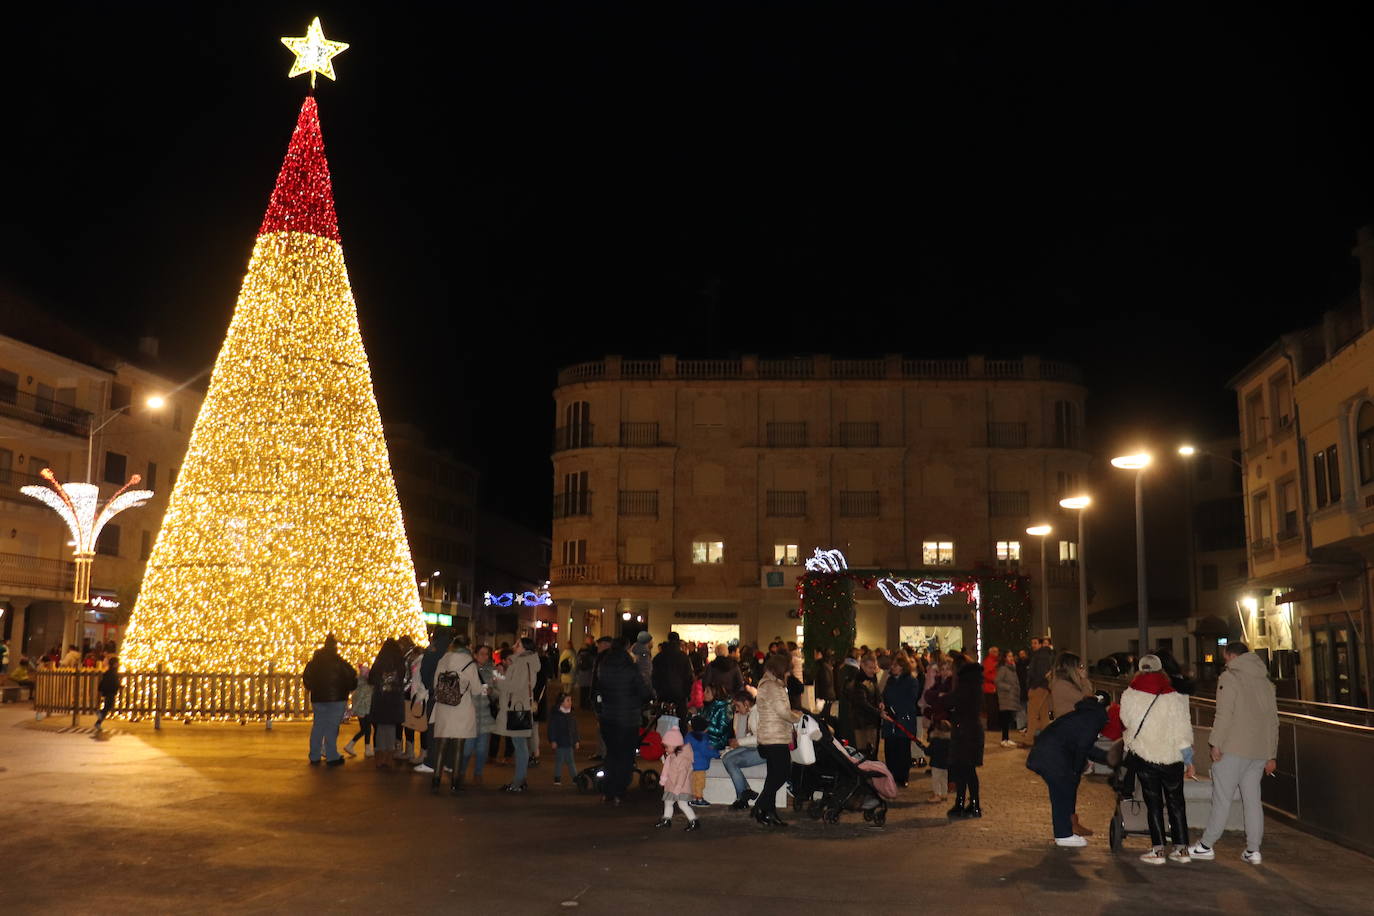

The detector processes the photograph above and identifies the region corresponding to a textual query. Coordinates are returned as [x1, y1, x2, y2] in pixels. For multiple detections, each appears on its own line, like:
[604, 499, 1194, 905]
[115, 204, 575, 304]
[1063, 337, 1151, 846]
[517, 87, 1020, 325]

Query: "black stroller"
[1106, 759, 1152, 852]
[575, 704, 664, 795]
[799, 715, 893, 827]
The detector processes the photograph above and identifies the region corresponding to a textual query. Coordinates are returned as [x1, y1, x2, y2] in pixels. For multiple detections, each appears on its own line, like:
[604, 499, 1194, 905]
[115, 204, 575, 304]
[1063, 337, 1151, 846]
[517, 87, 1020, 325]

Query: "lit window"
[773, 543, 800, 565]
[996, 540, 1021, 564]
[1059, 540, 1078, 563]
[922, 541, 954, 566]
[692, 541, 725, 564]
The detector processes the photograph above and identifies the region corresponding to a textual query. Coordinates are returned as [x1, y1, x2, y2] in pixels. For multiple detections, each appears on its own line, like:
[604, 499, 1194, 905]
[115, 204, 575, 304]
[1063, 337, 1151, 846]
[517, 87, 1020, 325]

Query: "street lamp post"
[1059, 495, 1092, 659]
[1112, 453, 1153, 655]
[1026, 524, 1053, 638]
[87, 394, 167, 482]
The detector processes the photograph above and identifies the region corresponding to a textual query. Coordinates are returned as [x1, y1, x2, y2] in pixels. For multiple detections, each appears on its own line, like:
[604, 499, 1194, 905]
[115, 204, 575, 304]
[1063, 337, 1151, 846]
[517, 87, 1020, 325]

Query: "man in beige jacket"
[1189, 642, 1278, 865]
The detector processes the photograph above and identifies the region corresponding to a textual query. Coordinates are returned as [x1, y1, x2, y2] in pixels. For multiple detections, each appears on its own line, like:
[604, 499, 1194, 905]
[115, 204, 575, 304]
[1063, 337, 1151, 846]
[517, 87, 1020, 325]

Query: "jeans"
[1200, 753, 1267, 851]
[756, 744, 791, 816]
[600, 720, 640, 798]
[554, 746, 576, 781]
[309, 701, 346, 761]
[1137, 759, 1188, 847]
[1043, 771, 1082, 838]
[722, 746, 766, 796]
[94, 693, 115, 729]
[460, 731, 490, 777]
[510, 736, 530, 786]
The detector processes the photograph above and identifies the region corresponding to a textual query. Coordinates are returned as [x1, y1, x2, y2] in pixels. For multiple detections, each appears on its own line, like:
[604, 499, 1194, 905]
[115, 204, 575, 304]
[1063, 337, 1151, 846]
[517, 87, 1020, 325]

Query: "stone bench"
[1184, 777, 1246, 832]
[700, 754, 789, 808]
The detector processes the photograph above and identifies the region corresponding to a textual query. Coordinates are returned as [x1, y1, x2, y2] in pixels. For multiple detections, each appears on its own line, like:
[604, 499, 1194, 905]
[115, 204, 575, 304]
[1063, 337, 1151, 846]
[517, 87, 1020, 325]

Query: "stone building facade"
[550, 354, 1091, 652]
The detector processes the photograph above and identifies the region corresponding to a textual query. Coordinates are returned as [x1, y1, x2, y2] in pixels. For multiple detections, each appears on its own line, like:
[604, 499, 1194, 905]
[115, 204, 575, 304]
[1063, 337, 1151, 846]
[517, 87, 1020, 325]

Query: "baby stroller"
[575, 709, 665, 794]
[801, 715, 898, 826]
[1106, 760, 1152, 852]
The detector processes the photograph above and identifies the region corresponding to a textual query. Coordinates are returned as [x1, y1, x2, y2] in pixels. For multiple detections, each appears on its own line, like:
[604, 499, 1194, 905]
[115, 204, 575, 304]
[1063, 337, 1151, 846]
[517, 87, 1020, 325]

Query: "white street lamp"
[1058, 495, 1092, 659]
[1112, 452, 1153, 654]
[86, 394, 167, 482]
[1026, 524, 1053, 638]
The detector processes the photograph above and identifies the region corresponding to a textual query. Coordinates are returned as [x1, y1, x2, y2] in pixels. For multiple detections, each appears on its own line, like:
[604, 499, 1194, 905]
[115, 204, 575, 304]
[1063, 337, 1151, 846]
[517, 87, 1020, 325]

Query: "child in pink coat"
[654, 726, 700, 832]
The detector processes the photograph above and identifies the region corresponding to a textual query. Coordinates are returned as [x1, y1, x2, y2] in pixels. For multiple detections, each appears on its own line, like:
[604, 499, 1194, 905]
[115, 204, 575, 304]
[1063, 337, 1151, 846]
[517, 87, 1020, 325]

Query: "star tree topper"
[281, 17, 349, 88]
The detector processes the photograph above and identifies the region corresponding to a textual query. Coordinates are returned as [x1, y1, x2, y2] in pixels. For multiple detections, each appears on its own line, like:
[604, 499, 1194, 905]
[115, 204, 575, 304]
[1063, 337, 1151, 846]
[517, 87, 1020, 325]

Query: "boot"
[730, 789, 758, 811]
[965, 800, 983, 818]
[343, 739, 357, 758]
[1072, 813, 1093, 836]
[947, 787, 967, 819]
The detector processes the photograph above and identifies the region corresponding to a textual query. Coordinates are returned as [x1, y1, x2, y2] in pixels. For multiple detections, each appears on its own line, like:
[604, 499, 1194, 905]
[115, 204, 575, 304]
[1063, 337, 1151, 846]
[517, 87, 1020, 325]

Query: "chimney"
[138, 336, 159, 359]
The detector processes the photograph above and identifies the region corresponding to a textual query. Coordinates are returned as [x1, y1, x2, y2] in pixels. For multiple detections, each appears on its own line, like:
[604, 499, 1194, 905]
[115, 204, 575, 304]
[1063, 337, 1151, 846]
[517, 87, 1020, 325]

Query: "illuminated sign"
[423, 612, 454, 627]
[88, 596, 121, 610]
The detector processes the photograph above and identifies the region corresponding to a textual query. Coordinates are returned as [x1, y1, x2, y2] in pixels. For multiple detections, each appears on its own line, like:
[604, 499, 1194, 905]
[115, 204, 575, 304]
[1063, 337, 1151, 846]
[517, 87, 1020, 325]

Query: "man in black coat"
[702, 643, 744, 698]
[651, 633, 693, 716]
[1026, 693, 1109, 845]
[596, 638, 648, 803]
[302, 634, 358, 766]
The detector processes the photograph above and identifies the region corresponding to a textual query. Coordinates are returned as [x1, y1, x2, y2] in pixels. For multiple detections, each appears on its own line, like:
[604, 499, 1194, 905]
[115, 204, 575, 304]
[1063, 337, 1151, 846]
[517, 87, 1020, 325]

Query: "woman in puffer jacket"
[753, 652, 802, 827]
[1120, 654, 1196, 866]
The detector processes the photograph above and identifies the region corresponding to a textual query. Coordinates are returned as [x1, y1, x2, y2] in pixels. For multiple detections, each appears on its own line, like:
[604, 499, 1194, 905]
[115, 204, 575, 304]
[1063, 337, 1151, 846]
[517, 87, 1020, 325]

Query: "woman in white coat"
[429, 635, 486, 794]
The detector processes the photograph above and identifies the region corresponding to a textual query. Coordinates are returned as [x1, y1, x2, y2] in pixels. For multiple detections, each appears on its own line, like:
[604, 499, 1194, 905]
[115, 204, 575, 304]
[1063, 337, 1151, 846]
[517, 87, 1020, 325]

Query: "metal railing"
[765, 421, 807, 447]
[34, 666, 313, 725]
[618, 490, 659, 517]
[838, 421, 880, 447]
[0, 390, 93, 437]
[619, 422, 663, 447]
[0, 551, 75, 592]
[551, 490, 593, 519]
[839, 490, 879, 517]
[1047, 564, 1078, 586]
[766, 490, 807, 517]
[986, 421, 1028, 447]
[553, 425, 595, 452]
[1095, 676, 1374, 857]
[989, 490, 1030, 517]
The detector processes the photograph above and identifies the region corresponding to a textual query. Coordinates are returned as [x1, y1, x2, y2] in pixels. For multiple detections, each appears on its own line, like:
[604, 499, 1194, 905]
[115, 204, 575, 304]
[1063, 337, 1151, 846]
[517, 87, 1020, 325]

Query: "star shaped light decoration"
[281, 17, 349, 88]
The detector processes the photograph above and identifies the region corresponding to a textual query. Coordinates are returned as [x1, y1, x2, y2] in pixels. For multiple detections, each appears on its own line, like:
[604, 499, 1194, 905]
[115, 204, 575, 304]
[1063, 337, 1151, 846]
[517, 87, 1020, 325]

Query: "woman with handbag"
[1120, 654, 1196, 865]
[368, 639, 408, 769]
[491, 636, 540, 793]
[753, 652, 802, 828]
[429, 635, 486, 794]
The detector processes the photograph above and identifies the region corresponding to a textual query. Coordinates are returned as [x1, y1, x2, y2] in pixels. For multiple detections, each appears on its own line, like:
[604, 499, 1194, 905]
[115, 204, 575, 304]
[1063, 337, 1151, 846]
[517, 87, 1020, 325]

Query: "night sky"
[3, 3, 1374, 530]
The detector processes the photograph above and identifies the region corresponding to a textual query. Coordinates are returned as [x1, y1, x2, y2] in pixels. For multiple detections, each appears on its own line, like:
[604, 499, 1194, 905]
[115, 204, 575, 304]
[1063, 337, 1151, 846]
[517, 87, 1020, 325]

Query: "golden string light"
[121, 96, 427, 683]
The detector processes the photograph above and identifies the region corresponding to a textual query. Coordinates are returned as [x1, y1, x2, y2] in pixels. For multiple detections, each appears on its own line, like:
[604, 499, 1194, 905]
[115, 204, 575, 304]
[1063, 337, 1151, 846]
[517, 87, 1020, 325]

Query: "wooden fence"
[33, 666, 313, 726]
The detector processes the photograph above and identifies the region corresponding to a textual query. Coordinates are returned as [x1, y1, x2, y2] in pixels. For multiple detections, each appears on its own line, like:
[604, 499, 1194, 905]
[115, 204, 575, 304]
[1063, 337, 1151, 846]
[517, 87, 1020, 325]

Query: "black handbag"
[504, 708, 532, 732]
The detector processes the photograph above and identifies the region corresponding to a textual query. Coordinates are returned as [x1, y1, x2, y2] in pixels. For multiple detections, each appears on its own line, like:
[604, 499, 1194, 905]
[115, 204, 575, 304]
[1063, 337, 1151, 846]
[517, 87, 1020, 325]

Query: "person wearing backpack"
[429, 634, 486, 793]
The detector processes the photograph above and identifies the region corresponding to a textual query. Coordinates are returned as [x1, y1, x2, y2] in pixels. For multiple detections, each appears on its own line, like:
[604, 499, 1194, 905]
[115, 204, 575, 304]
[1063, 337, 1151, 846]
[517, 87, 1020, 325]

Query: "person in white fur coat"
[1120, 654, 1196, 865]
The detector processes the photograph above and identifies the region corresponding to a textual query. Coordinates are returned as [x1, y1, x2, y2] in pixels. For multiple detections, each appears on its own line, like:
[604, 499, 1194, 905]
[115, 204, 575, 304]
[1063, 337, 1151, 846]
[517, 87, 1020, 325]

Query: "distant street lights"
[1058, 495, 1092, 658]
[1111, 452, 1153, 654]
[1026, 524, 1053, 638]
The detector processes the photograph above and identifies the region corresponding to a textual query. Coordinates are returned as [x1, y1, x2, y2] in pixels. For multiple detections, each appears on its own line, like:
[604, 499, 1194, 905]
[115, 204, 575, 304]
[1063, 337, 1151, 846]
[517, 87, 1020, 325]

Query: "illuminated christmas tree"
[123, 39, 426, 675]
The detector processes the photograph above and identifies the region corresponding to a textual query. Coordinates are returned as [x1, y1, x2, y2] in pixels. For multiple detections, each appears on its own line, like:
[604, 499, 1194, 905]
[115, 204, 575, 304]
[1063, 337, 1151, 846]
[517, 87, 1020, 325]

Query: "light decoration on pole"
[484, 582, 554, 608]
[876, 577, 957, 607]
[281, 17, 348, 89]
[22, 469, 153, 603]
[120, 42, 426, 682]
[804, 548, 848, 573]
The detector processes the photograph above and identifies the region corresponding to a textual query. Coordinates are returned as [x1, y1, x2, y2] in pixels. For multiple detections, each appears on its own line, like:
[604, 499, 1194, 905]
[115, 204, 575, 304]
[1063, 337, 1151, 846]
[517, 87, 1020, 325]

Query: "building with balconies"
[0, 320, 203, 665]
[550, 353, 1092, 651]
[1233, 239, 1374, 705]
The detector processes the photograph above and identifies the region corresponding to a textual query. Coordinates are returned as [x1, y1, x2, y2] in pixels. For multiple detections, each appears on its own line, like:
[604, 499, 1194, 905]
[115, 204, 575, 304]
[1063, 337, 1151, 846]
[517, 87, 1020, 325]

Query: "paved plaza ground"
[0, 705, 1368, 915]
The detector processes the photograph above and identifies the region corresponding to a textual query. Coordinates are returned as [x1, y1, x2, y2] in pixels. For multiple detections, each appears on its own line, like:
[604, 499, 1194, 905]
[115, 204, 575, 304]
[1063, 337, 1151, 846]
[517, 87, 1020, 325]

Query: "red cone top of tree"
[258, 96, 341, 241]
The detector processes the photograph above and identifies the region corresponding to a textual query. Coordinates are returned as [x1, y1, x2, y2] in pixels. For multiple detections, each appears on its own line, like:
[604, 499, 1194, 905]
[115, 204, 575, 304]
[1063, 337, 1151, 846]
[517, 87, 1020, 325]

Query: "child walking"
[343, 664, 374, 758]
[685, 715, 719, 807]
[549, 691, 580, 785]
[93, 656, 121, 733]
[655, 726, 700, 831]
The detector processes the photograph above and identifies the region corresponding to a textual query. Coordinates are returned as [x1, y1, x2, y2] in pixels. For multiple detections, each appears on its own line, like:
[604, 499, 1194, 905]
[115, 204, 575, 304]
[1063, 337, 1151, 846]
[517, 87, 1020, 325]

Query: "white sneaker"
[1000, 740, 1016, 748]
[1188, 843, 1215, 860]
[1242, 850, 1262, 865]
[413, 763, 435, 774]
[1055, 835, 1088, 847]
[1168, 846, 1191, 863]
[364, 746, 374, 758]
[1139, 848, 1167, 866]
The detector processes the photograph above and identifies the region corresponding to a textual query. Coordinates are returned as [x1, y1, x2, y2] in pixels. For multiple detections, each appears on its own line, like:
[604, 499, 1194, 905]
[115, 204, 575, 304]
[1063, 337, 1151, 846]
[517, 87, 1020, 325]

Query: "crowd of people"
[293, 628, 1278, 859]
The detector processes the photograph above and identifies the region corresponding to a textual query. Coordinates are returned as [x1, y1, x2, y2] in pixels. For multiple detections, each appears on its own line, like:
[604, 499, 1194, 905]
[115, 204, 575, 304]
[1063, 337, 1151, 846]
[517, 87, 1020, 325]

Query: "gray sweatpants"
[1200, 752, 1266, 851]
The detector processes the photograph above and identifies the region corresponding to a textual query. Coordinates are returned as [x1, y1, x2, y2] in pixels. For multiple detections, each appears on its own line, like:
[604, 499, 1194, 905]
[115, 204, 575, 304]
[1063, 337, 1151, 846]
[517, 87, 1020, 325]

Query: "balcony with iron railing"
[986, 422, 1028, 448]
[0, 390, 93, 437]
[1047, 564, 1079, 587]
[553, 424, 595, 452]
[0, 469, 59, 503]
[618, 490, 659, 517]
[766, 490, 807, 517]
[765, 421, 807, 447]
[556, 355, 1085, 387]
[551, 490, 593, 519]
[619, 422, 664, 447]
[0, 551, 75, 593]
[989, 490, 1030, 517]
[839, 490, 879, 518]
[838, 421, 880, 447]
